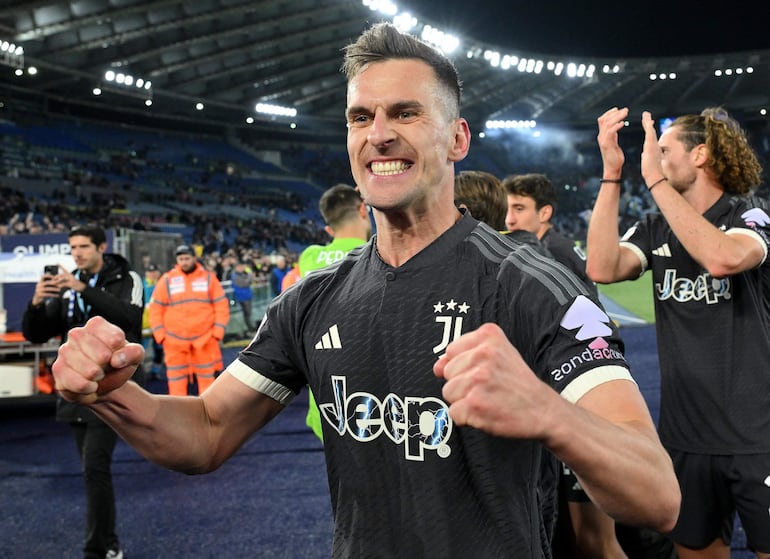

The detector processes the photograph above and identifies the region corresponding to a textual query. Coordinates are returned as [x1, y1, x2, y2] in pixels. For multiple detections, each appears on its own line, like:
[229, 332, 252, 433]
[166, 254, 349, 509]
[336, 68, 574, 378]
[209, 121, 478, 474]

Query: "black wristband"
[599, 178, 622, 184]
[647, 177, 667, 190]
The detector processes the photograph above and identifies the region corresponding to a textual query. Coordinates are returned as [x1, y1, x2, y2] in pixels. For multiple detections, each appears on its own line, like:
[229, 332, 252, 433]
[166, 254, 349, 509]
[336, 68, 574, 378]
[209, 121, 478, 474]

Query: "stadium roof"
[2, 0, 769, 137]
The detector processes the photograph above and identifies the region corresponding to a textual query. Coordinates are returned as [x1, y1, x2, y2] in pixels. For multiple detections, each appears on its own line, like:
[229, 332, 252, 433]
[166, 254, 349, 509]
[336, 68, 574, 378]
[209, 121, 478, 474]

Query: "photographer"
[23, 225, 143, 559]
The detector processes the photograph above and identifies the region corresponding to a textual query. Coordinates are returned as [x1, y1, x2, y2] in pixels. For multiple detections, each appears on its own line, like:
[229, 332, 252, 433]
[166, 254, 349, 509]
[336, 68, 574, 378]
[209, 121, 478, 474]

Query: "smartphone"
[44, 265, 59, 276]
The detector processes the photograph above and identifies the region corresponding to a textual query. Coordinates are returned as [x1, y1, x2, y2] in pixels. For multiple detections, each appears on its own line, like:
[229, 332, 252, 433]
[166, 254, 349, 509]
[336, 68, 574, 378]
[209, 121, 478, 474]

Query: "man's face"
[69, 235, 104, 273]
[345, 58, 467, 214]
[505, 194, 546, 237]
[176, 254, 197, 273]
[658, 125, 699, 193]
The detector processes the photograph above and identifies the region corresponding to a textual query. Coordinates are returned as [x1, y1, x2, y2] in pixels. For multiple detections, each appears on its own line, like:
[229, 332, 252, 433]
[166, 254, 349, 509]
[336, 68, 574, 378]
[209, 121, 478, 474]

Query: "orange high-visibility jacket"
[149, 262, 229, 346]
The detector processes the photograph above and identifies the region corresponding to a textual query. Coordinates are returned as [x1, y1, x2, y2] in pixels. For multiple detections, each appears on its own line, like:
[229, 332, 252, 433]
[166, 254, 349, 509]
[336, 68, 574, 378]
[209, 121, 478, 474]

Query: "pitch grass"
[596, 271, 656, 324]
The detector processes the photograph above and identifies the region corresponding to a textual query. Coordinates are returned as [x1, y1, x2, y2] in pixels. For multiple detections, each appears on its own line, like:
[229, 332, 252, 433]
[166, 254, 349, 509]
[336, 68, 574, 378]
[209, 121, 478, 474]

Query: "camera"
[44, 265, 59, 276]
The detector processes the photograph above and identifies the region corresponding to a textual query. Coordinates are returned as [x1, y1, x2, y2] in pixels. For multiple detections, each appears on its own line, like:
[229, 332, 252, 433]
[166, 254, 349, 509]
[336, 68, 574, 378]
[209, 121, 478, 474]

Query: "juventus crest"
[432, 298, 470, 354]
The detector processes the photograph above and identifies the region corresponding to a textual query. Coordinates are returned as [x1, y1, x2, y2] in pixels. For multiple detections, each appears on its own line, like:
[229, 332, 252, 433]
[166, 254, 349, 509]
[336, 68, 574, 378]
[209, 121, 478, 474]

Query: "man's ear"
[539, 204, 553, 223]
[692, 143, 709, 168]
[448, 118, 471, 163]
[358, 201, 368, 218]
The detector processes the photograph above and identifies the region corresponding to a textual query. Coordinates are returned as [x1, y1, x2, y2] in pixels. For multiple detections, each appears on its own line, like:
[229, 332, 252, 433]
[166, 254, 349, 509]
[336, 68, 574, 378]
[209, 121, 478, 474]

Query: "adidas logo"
[315, 324, 342, 350]
[652, 243, 671, 257]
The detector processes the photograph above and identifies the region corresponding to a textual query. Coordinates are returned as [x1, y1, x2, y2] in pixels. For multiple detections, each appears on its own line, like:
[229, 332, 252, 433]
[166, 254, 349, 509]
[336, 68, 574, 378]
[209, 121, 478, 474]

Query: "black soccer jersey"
[232, 214, 633, 558]
[540, 228, 599, 298]
[620, 193, 770, 454]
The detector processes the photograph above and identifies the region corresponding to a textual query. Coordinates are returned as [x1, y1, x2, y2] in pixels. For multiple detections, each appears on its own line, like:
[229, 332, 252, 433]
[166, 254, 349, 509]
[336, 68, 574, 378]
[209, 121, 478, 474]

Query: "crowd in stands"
[1, 111, 769, 280]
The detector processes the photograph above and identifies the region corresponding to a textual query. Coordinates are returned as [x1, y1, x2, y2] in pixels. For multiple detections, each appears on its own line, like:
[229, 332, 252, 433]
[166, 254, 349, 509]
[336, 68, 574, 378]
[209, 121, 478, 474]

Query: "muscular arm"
[53, 316, 284, 474]
[551, 379, 678, 530]
[639, 111, 766, 277]
[434, 323, 680, 532]
[585, 182, 644, 283]
[643, 182, 764, 276]
[585, 106, 644, 283]
[92, 373, 282, 473]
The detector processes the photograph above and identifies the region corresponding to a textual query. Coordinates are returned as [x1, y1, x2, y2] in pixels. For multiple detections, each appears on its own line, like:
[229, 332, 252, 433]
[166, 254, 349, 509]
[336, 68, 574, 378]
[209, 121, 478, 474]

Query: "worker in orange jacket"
[148, 245, 230, 396]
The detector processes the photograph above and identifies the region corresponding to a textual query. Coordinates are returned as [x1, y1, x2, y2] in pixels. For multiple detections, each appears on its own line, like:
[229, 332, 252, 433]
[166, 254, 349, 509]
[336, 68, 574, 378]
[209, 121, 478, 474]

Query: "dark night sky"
[401, 0, 770, 58]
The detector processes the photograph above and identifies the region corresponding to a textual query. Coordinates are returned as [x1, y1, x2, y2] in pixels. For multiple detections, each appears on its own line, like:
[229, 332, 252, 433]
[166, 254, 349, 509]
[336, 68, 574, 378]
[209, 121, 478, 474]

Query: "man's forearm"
[647, 181, 760, 276]
[586, 184, 625, 283]
[544, 385, 680, 532]
[90, 381, 218, 474]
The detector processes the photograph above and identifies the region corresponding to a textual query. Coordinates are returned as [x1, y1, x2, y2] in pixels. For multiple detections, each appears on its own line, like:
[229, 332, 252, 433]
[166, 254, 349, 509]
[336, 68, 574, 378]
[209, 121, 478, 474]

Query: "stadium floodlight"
[362, 0, 397, 16]
[101, 69, 153, 100]
[421, 25, 459, 55]
[255, 102, 297, 117]
[485, 119, 537, 130]
[393, 12, 417, 33]
[0, 39, 24, 70]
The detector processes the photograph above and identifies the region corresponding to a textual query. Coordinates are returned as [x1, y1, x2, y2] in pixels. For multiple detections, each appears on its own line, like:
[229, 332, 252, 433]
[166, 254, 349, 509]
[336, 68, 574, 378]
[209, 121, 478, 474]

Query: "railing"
[221, 281, 275, 341]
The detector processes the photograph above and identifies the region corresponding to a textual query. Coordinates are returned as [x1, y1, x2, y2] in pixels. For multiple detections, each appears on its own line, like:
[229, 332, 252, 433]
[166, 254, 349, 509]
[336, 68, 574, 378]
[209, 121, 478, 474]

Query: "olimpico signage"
[0, 231, 109, 283]
[0, 230, 115, 256]
[1, 232, 71, 256]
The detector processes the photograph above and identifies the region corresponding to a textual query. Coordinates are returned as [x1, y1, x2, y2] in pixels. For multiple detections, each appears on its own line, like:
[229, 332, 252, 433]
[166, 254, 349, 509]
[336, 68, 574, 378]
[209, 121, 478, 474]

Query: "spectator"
[22, 225, 143, 559]
[228, 261, 257, 332]
[149, 244, 230, 395]
[142, 264, 165, 380]
[269, 254, 288, 296]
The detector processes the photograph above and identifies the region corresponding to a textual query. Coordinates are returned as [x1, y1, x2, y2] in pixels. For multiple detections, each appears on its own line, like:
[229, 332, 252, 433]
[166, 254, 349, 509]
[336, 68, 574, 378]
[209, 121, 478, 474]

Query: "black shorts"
[558, 462, 677, 559]
[669, 449, 770, 552]
[560, 462, 590, 503]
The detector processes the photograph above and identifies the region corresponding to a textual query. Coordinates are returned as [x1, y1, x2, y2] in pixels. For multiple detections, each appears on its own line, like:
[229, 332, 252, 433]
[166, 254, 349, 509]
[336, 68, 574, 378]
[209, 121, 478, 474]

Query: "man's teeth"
[371, 161, 409, 175]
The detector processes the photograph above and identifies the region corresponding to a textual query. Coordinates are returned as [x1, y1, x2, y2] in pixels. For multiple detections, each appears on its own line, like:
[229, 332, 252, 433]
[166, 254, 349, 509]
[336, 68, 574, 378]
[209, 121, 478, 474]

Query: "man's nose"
[367, 110, 396, 148]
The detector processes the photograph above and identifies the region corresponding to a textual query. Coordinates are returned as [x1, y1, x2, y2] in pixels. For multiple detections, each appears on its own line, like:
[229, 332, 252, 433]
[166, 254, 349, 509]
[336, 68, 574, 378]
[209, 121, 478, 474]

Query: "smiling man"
[51, 24, 679, 558]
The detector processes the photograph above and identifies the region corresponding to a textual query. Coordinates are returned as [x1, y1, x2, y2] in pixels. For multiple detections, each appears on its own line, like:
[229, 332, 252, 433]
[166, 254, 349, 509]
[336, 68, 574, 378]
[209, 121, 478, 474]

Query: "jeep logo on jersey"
[319, 376, 453, 461]
[656, 269, 731, 304]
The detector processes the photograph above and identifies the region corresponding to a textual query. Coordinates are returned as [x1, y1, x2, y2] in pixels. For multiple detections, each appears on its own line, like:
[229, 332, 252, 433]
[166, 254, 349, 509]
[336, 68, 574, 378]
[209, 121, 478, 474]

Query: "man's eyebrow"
[390, 101, 424, 114]
[345, 100, 424, 119]
[345, 105, 369, 119]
